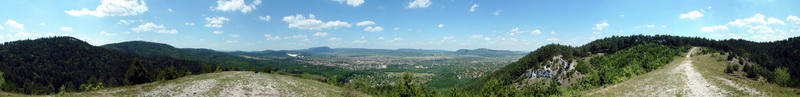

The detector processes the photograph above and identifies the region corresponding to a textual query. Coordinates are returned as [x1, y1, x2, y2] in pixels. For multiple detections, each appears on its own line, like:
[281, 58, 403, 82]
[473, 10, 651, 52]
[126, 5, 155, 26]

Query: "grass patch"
[692, 52, 800, 96]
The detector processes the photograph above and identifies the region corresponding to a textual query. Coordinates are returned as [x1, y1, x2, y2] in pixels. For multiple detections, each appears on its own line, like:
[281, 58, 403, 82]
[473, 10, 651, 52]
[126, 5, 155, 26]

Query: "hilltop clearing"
[0, 71, 366, 97]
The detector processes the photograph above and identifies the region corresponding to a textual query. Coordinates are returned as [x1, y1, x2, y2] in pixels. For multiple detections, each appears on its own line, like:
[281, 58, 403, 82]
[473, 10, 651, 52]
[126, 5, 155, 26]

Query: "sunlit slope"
[586, 47, 799, 96]
[57, 71, 362, 97]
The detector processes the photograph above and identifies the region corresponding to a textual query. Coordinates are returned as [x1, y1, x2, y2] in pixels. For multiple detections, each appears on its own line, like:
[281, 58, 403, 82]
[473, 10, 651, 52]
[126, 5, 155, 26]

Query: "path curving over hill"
[678, 47, 725, 96]
[587, 47, 729, 96]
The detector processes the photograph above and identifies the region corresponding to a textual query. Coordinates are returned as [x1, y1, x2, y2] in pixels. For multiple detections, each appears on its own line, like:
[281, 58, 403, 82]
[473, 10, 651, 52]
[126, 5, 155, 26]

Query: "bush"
[771, 67, 790, 86]
[0, 72, 4, 88]
[725, 65, 738, 74]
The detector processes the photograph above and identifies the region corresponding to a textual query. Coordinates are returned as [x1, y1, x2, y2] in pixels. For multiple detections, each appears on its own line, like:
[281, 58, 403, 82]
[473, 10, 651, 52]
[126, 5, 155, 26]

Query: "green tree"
[327, 75, 340, 85]
[772, 67, 790, 86]
[0, 72, 4, 88]
[263, 66, 273, 73]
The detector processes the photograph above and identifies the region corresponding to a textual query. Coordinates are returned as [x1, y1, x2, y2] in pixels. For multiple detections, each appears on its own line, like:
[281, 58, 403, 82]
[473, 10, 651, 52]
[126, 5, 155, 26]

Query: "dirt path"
[587, 47, 729, 96]
[74, 71, 352, 97]
[677, 47, 725, 96]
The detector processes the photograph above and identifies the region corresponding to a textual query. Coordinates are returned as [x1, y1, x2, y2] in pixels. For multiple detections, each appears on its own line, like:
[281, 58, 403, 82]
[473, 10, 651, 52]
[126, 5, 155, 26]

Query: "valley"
[227, 47, 526, 91]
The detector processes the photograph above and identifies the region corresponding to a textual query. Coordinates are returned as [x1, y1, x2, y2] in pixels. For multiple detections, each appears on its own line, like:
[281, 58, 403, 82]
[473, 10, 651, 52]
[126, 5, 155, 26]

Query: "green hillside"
[458, 35, 800, 96]
[0, 36, 203, 94]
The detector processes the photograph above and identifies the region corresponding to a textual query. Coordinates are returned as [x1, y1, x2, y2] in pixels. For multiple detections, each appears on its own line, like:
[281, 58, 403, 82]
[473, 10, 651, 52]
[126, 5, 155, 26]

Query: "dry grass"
[692, 52, 800, 97]
[0, 71, 368, 97]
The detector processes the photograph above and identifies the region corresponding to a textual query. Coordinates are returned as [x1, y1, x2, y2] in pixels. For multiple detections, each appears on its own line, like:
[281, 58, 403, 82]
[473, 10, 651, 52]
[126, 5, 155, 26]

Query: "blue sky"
[1, 0, 799, 51]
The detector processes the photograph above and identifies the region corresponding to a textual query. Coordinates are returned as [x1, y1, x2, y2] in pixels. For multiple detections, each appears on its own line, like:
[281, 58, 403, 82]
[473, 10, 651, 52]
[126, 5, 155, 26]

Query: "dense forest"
[0, 37, 202, 94]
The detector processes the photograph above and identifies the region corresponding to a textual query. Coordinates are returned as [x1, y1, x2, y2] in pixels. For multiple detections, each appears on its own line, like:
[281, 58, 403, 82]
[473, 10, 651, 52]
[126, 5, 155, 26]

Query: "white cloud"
[327, 37, 341, 41]
[593, 20, 609, 30]
[60, 27, 74, 32]
[493, 10, 502, 16]
[40, 23, 46, 26]
[100, 31, 117, 36]
[259, 16, 271, 22]
[471, 35, 484, 39]
[788, 15, 800, 24]
[389, 37, 404, 42]
[282, 14, 351, 30]
[727, 13, 767, 27]
[364, 26, 384, 32]
[313, 32, 328, 36]
[205, 16, 230, 28]
[5, 20, 24, 31]
[592, 32, 601, 34]
[117, 20, 134, 25]
[213, 31, 224, 34]
[230, 34, 240, 38]
[225, 40, 236, 43]
[264, 34, 281, 40]
[748, 25, 775, 34]
[470, 4, 479, 12]
[767, 17, 785, 25]
[168, 8, 173, 12]
[393, 27, 400, 30]
[65, 0, 149, 17]
[438, 24, 444, 28]
[700, 25, 729, 32]
[378, 37, 385, 40]
[645, 24, 656, 28]
[155, 29, 178, 34]
[355, 21, 376, 26]
[508, 28, 536, 36]
[131, 22, 178, 34]
[0, 25, 4, 30]
[550, 31, 558, 35]
[185, 22, 195, 26]
[680, 11, 704, 19]
[284, 35, 308, 39]
[131, 22, 163, 32]
[530, 30, 541, 35]
[546, 38, 559, 41]
[407, 0, 431, 8]
[212, 0, 262, 13]
[333, 0, 365, 7]
[483, 37, 491, 40]
[707, 13, 800, 41]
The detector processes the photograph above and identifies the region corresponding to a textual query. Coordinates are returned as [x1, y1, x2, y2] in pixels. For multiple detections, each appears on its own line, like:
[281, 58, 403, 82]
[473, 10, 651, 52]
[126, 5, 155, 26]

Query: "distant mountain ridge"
[240, 46, 526, 57]
[454, 48, 527, 57]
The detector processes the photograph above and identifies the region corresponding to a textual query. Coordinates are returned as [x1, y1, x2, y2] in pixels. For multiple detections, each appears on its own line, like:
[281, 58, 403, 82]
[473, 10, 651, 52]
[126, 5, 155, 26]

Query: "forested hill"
[463, 34, 800, 96]
[0, 36, 204, 94]
[102, 41, 255, 68]
[101, 41, 191, 59]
